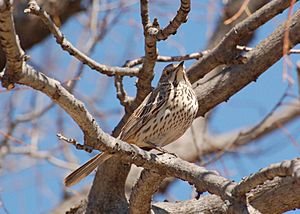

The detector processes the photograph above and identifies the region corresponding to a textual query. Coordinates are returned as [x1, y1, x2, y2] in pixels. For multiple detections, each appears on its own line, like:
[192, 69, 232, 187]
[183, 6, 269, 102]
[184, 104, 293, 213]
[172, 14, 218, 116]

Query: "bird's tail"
[64, 153, 112, 187]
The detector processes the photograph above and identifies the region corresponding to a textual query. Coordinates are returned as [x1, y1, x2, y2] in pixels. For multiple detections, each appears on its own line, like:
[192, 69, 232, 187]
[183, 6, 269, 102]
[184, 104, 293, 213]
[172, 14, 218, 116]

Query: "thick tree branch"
[233, 158, 300, 198]
[140, 0, 150, 29]
[55, 158, 300, 213]
[248, 176, 300, 213]
[130, 169, 165, 214]
[193, 8, 300, 117]
[152, 175, 300, 214]
[0, 0, 25, 89]
[188, 0, 299, 84]
[152, 195, 229, 214]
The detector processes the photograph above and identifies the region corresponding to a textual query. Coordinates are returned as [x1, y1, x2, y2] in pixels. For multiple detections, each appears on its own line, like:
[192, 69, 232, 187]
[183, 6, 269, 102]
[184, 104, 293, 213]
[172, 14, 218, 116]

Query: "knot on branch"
[24, 0, 40, 15]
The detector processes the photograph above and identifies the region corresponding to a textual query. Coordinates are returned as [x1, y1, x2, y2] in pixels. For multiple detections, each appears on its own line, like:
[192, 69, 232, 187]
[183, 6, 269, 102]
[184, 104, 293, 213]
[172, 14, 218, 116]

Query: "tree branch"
[237, 45, 300, 54]
[156, 0, 190, 41]
[188, 0, 299, 84]
[193, 7, 300, 117]
[114, 75, 133, 113]
[134, 0, 157, 106]
[24, 0, 140, 77]
[233, 158, 300, 198]
[130, 169, 165, 214]
[298, 61, 300, 95]
[8, 146, 78, 170]
[0, 0, 83, 70]
[0, 0, 25, 89]
[200, 101, 300, 156]
[0, 1, 236, 208]
[124, 51, 209, 68]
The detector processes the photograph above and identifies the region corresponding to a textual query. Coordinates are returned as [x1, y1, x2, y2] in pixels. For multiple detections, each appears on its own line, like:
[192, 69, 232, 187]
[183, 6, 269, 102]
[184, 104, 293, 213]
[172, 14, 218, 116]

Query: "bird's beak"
[178, 61, 184, 68]
[176, 61, 185, 75]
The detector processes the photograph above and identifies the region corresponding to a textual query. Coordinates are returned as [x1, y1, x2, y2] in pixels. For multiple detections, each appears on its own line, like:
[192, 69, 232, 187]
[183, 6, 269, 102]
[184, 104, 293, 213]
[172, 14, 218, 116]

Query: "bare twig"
[237, 45, 300, 54]
[9, 146, 78, 170]
[57, 133, 93, 153]
[125, 51, 209, 68]
[224, 0, 251, 25]
[114, 75, 133, 112]
[0, 193, 9, 214]
[24, 0, 140, 77]
[297, 61, 300, 96]
[156, 0, 190, 41]
[15, 102, 55, 123]
[140, 0, 150, 29]
[202, 100, 300, 156]
[282, 0, 297, 85]
[89, 0, 100, 32]
[0, 129, 23, 145]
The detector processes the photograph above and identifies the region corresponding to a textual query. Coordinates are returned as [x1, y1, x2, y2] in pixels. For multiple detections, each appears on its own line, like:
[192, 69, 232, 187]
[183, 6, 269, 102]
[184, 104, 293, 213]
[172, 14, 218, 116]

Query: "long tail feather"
[64, 153, 112, 187]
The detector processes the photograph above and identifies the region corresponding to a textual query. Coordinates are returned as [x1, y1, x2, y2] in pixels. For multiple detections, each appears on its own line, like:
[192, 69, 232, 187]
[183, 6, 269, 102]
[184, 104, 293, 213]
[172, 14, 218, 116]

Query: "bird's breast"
[133, 83, 198, 148]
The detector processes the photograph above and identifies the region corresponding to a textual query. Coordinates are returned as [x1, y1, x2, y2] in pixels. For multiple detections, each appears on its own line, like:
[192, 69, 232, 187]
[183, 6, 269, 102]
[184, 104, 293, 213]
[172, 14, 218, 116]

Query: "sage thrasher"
[64, 61, 199, 187]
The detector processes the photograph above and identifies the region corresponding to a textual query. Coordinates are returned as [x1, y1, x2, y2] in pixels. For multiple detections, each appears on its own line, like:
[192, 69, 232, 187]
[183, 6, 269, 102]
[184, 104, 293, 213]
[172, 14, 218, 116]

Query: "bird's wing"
[119, 83, 171, 142]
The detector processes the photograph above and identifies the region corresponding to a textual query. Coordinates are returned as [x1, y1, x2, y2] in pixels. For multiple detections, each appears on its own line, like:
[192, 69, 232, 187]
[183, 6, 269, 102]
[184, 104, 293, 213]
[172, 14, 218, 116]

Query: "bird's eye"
[165, 70, 171, 75]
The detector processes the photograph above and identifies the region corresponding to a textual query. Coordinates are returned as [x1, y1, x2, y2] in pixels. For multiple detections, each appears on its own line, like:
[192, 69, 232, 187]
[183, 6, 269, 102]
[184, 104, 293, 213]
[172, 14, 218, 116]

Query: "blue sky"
[0, 1, 300, 213]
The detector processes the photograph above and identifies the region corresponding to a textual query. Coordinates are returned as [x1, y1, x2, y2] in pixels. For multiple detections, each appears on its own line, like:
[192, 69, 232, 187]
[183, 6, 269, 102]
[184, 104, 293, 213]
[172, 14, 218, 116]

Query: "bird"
[64, 61, 199, 187]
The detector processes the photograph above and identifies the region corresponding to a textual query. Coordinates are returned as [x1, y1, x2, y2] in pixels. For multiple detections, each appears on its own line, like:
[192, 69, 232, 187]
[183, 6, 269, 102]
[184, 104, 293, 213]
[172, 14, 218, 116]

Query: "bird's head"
[159, 61, 190, 87]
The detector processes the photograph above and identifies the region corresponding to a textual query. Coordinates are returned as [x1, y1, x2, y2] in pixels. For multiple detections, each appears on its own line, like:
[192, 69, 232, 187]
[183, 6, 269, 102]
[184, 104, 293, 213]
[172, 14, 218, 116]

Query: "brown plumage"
[64, 62, 198, 187]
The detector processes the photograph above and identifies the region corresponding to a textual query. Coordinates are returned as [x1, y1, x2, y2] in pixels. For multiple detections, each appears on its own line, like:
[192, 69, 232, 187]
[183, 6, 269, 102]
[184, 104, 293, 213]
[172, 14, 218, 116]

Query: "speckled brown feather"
[119, 81, 172, 146]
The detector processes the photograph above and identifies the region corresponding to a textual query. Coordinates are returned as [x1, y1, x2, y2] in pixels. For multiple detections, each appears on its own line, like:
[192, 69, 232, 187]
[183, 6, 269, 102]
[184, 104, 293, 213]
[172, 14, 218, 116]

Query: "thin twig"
[125, 51, 209, 68]
[224, 0, 251, 25]
[24, 0, 140, 77]
[114, 75, 133, 112]
[57, 133, 93, 153]
[156, 0, 191, 41]
[236, 45, 300, 54]
[9, 146, 78, 170]
[297, 61, 300, 96]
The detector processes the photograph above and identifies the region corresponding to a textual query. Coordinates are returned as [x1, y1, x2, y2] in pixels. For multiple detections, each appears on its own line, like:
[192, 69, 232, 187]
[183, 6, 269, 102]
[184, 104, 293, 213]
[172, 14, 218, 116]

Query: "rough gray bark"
[0, 0, 300, 214]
